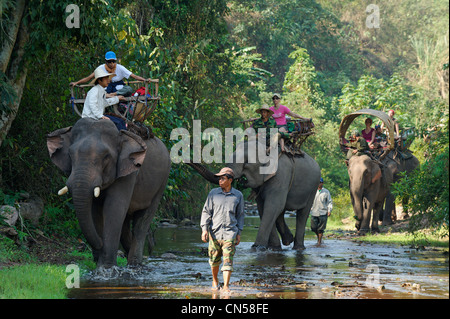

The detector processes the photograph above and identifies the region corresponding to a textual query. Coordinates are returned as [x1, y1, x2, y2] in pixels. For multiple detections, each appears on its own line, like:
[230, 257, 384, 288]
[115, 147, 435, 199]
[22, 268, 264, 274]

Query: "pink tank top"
[362, 128, 374, 142]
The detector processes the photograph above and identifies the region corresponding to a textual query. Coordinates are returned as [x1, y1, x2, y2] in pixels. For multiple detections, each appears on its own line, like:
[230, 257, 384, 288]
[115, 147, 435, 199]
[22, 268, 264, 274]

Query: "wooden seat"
[69, 79, 160, 122]
[241, 117, 315, 155]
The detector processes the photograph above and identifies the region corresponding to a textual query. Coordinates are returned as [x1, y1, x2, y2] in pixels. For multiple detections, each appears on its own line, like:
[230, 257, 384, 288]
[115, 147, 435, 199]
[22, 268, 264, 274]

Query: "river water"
[69, 216, 449, 299]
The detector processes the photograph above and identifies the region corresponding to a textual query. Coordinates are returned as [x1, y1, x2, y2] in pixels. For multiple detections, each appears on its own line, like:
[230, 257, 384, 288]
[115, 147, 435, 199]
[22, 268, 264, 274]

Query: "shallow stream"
[69, 216, 449, 299]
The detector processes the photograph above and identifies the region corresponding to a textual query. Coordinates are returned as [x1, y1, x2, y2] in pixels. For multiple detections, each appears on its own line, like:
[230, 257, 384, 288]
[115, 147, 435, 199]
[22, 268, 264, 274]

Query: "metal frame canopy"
[338, 108, 395, 150]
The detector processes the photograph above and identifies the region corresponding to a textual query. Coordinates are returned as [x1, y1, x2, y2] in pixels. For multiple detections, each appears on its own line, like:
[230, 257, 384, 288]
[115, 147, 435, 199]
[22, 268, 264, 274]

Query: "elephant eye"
[102, 153, 111, 163]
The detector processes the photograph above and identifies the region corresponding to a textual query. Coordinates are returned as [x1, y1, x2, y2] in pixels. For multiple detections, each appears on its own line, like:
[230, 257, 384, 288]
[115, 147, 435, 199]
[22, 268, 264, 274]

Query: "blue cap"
[319, 178, 324, 183]
[105, 51, 117, 60]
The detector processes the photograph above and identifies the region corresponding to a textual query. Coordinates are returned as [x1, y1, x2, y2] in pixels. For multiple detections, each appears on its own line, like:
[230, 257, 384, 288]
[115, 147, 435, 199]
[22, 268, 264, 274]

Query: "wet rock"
[18, 197, 44, 226]
[179, 218, 195, 227]
[376, 285, 385, 293]
[401, 282, 421, 291]
[256, 292, 274, 298]
[161, 252, 178, 259]
[0, 205, 18, 226]
[160, 221, 177, 228]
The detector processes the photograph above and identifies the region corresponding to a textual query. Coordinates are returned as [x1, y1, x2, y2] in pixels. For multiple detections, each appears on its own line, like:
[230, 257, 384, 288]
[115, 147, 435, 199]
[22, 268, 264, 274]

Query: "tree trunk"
[0, 0, 28, 152]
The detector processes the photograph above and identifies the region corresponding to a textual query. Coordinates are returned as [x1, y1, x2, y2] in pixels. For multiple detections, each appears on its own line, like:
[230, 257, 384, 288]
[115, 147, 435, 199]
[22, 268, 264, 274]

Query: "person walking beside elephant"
[310, 178, 333, 246]
[200, 167, 244, 295]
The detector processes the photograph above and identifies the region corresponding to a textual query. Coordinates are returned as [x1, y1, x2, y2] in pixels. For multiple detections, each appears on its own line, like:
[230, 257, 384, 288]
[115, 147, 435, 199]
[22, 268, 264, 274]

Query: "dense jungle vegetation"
[1, 0, 448, 252]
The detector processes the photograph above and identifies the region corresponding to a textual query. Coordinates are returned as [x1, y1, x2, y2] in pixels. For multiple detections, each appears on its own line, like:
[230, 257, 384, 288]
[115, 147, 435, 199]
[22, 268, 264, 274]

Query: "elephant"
[188, 139, 321, 250]
[380, 151, 420, 224]
[47, 118, 171, 267]
[347, 154, 394, 234]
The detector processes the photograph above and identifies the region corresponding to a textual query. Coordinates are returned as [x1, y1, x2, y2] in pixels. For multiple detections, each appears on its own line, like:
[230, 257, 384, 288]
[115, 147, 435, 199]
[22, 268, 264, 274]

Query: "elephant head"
[47, 118, 147, 250]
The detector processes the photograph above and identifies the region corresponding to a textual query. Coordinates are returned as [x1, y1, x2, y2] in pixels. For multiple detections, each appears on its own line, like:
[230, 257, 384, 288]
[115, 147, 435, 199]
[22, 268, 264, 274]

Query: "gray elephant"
[347, 154, 394, 234]
[188, 139, 321, 250]
[47, 118, 171, 267]
[380, 152, 420, 224]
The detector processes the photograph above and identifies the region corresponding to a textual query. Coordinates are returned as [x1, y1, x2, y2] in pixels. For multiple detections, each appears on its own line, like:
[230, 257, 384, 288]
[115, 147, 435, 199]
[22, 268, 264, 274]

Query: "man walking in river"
[310, 177, 333, 246]
[200, 167, 244, 295]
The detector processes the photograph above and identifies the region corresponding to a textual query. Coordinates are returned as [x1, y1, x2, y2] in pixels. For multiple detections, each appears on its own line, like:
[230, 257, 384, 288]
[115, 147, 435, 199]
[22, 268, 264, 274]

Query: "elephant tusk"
[58, 186, 69, 196]
[94, 187, 101, 198]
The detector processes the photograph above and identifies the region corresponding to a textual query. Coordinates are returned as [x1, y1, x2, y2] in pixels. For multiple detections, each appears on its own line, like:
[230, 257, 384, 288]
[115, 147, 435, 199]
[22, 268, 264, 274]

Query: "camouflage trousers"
[208, 237, 236, 272]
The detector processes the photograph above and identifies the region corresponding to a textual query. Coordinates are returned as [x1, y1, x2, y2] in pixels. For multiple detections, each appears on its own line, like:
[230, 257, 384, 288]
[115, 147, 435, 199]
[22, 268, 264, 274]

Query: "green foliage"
[337, 73, 411, 116]
[392, 124, 449, 236]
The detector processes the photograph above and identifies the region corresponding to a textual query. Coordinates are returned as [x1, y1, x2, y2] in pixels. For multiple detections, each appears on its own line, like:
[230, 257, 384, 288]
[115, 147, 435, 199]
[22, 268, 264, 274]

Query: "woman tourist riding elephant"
[362, 118, 376, 148]
[270, 93, 309, 127]
[270, 93, 311, 152]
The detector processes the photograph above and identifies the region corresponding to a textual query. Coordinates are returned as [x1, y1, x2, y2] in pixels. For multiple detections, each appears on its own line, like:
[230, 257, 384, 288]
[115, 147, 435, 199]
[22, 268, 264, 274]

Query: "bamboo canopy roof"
[338, 108, 395, 150]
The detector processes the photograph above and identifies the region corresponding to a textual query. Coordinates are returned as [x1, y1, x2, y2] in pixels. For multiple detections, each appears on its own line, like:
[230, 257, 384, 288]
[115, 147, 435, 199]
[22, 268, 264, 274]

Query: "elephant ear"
[46, 126, 73, 175]
[117, 130, 147, 178]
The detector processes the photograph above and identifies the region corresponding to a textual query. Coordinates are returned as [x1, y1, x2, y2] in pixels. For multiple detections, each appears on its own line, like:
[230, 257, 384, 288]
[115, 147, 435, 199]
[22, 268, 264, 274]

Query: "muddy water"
[69, 216, 449, 299]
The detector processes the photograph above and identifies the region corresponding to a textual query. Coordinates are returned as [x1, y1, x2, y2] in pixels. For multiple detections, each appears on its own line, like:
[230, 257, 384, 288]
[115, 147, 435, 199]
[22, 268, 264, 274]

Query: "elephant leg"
[371, 203, 382, 233]
[293, 208, 309, 250]
[99, 186, 134, 267]
[268, 224, 282, 250]
[127, 209, 151, 265]
[128, 186, 164, 265]
[275, 212, 294, 246]
[253, 201, 284, 248]
[360, 191, 377, 234]
[383, 192, 395, 225]
[91, 202, 103, 263]
[120, 215, 132, 257]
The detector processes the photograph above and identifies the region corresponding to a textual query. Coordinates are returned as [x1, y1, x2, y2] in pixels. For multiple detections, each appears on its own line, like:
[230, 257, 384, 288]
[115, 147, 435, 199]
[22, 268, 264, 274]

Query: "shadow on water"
[69, 216, 449, 299]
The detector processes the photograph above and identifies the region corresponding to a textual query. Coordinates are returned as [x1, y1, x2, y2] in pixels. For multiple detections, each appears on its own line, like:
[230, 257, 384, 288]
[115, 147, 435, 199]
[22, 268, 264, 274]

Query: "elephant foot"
[382, 220, 394, 226]
[292, 244, 306, 251]
[127, 257, 144, 266]
[251, 244, 267, 252]
[268, 245, 283, 251]
[281, 235, 294, 246]
[357, 229, 369, 236]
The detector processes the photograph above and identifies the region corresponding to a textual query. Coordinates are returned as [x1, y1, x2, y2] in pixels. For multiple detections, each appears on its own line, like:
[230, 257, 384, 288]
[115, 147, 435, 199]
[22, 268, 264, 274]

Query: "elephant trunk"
[186, 162, 219, 184]
[69, 173, 103, 250]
